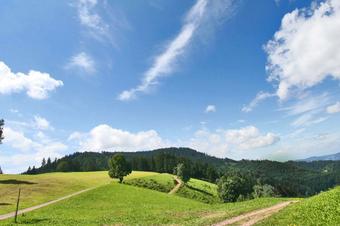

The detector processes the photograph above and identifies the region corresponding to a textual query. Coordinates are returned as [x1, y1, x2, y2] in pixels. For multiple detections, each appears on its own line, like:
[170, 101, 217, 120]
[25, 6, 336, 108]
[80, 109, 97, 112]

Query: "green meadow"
[0, 171, 288, 225]
[0, 171, 156, 215]
[256, 186, 340, 226]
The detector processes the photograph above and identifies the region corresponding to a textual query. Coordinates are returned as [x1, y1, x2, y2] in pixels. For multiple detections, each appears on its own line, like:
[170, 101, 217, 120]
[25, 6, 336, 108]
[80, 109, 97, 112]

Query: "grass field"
[124, 173, 221, 203]
[0, 171, 157, 215]
[256, 186, 340, 226]
[124, 173, 175, 193]
[176, 178, 220, 203]
[0, 182, 286, 226]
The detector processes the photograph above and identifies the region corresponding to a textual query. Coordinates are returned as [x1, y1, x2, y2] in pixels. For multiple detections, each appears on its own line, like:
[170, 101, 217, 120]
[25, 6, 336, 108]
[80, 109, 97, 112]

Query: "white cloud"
[118, 0, 236, 101]
[70, 124, 168, 152]
[265, 0, 340, 99]
[280, 93, 330, 127]
[242, 91, 275, 112]
[75, 0, 110, 42]
[326, 102, 340, 114]
[2, 126, 67, 172]
[66, 52, 95, 73]
[205, 105, 216, 113]
[3, 127, 34, 151]
[34, 116, 51, 130]
[189, 126, 280, 157]
[0, 61, 63, 99]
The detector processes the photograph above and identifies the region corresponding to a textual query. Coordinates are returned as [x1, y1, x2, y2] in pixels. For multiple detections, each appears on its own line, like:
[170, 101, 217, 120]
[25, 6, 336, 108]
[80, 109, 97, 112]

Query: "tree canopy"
[108, 154, 132, 183]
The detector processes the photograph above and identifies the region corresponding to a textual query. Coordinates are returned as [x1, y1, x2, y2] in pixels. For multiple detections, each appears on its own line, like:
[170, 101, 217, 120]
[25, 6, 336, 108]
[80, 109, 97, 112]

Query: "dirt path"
[168, 176, 183, 194]
[0, 187, 96, 221]
[212, 200, 298, 226]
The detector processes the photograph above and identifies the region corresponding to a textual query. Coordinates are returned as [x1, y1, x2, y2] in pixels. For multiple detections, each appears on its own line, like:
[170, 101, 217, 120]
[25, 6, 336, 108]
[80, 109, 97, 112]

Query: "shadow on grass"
[186, 185, 214, 197]
[0, 203, 12, 206]
[0, 180, 36, 185]
[18, 218, 48, 225]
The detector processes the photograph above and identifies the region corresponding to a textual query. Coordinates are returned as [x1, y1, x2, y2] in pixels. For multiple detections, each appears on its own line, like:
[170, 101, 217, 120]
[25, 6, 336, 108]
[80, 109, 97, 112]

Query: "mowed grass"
[0, 171, 156, 215]
[124, 173, 175, 193]
[1, 183, 286, 226]
[176, 178, 220, 204]
[256, 186, 340, 226]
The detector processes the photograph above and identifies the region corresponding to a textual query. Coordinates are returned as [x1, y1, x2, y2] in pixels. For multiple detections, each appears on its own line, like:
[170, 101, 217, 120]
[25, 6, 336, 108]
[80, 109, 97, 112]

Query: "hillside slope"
[256, 186, 340, 225]
[0, 182, 285, 226]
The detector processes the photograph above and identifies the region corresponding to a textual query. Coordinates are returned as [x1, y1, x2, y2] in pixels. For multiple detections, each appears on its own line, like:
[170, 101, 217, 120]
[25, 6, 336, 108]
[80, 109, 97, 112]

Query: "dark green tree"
[41, 158, 46, 167]
[175, 163, 190, 183]
[108, 154, 132, 183]
[56, 161, 71, 172]
[217, 172, 254, 202]
[0, 119, 4, 144]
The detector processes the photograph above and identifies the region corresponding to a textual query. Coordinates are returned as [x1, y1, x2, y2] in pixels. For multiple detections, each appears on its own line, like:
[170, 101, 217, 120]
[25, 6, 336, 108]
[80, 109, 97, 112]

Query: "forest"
[25, 147, 340, 197]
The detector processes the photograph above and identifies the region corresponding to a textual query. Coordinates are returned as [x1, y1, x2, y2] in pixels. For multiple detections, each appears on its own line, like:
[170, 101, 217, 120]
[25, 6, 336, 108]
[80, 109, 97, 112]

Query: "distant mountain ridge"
[298, 152, 340, 162]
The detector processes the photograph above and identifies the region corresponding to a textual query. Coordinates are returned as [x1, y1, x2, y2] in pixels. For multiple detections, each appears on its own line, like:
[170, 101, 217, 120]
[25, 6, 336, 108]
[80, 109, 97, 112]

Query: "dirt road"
[0, 187, 95, 221]
[212, 200, 298, 226]
[168, 176, 183, 194]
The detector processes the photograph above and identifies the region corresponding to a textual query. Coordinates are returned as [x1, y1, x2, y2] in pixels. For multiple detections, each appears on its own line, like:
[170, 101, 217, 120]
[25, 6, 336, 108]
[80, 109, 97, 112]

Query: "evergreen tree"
[41, 158, 46, 167]
[47, 157, 51, 165]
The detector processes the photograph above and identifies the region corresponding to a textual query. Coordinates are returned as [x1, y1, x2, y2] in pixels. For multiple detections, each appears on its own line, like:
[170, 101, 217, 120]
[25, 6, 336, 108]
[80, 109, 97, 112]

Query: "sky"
[1, 0, 340, 173]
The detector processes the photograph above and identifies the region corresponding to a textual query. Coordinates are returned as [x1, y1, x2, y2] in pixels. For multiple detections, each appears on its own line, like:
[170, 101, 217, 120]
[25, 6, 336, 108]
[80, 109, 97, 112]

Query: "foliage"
[0, 182, 286, 226]
[258, 186, 340, 226]
[252, 184, 277, 198]
[124, 173, 175, 193]
[175, 163, 190, 183]
[24, 148, 340, 198]
[108, 154, 132, 183]
[217, 171, 254, 202]
[0, 119, 4, 144]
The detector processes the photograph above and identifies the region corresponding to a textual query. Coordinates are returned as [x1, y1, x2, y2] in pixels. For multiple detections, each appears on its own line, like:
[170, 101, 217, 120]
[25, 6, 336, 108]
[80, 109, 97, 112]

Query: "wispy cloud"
[242, 91, 276, 112]
[118, 0, 237, 101]
[75, 0, 111, 42]
[66, 52, 95, 74]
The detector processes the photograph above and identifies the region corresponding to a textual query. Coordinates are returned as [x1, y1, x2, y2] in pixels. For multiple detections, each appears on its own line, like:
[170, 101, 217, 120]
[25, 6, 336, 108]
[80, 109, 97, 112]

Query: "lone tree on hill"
[175, 163, 190, 183]
[108, 154, 132, 183]
[0, 119, 4, 174]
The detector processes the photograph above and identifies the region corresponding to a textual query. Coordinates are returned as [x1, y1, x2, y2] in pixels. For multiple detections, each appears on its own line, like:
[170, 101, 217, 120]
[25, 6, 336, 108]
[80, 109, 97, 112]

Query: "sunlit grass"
[256, 186, 340, 226]
[0, 171, 156, 215]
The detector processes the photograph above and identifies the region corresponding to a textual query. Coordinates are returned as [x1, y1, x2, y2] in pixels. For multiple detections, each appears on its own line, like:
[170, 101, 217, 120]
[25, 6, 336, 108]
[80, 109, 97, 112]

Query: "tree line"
[24, 148, 340, 198]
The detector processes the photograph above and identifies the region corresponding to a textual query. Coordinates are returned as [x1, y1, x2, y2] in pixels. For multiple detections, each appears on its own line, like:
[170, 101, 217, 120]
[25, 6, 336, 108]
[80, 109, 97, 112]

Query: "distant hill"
[298, 152, 340, 162]
[24, 147, 340, 197]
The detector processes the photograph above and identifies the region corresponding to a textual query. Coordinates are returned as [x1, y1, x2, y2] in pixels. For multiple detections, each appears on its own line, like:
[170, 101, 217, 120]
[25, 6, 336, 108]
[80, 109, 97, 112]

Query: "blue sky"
[1, 0, 340, 173]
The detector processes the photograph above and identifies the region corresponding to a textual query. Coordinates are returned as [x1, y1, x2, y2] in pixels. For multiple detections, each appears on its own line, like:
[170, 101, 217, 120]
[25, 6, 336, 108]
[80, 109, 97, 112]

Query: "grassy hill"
[0, 172, 286, 225]
[257, 186, 340, 225]
[0, 171, 156, 215]
[124, 173, 220, 203]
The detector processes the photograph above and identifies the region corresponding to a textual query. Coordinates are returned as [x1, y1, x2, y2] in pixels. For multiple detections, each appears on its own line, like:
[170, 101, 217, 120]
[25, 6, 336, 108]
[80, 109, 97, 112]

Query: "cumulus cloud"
[189, 126, 280, 157]
[326, 102, 340, 114]
[69, 124, 168, 152]
[118, 0, 237, 101]
[0, 61, 63, 99]
[2, 127, 67, 172]
[205, 105, 216, 113]
[66, 52, 95, 73]
[242, 91, 275, 112]
[265, 0, 340, 99]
